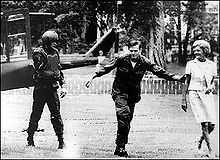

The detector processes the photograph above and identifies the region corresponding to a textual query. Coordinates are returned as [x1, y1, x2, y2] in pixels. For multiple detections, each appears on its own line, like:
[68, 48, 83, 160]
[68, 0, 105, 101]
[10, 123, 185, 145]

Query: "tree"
[148, 1, 166, 69]
[164, 1, 183, 64]
[1, 0, 169, 65]
[119, 1, 166, 68]
[193, 11, 219, 59]
[1, 1, 116, 53]
[182, 1, 206, 65]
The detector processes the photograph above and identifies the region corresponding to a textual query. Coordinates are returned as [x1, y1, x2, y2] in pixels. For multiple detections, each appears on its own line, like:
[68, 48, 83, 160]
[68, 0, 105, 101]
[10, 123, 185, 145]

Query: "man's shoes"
[58, 138, 66, 149]
[114, 147, 128, 157]
[27, 136, 35, 147]
[58, 142, 65, 149]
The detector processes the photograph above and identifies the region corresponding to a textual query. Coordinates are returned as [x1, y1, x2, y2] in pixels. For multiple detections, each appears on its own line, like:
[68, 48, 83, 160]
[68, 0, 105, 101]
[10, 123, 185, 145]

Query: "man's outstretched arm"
[181, 74, 190, 112]
[148, 62, 185, 82]
[95, 57, 118, 77]
[85, 57, 118, 88]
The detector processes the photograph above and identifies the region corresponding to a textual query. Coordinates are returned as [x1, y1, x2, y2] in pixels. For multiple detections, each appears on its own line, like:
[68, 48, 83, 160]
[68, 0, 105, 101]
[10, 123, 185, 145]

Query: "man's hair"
[127, 40, 142, 49]
[192, 40, 211, 57]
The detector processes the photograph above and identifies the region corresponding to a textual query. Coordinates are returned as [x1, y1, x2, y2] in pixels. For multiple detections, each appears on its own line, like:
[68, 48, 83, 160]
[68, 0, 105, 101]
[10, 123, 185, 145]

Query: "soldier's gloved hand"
[54, 71, 61, 80]
[60, 84, 67, 98]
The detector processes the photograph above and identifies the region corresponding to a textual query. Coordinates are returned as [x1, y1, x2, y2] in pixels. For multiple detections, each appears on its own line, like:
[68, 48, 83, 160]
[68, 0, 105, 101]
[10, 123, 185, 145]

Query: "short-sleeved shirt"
[185, 58, 217, 91]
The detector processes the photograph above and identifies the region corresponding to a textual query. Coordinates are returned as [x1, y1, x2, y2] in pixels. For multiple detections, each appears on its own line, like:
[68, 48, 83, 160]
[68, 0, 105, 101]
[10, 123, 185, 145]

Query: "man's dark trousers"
[114, 95, 135, 147]
[28, 86, 64, 137]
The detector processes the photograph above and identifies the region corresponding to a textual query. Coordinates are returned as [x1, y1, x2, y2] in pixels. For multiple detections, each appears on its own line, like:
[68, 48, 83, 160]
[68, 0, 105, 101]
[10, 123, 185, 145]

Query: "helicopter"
[1, 8, 118, 91]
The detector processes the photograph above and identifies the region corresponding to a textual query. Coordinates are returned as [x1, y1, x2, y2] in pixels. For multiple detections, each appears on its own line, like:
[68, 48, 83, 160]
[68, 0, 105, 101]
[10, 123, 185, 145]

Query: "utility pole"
[114, 1, 122, 27]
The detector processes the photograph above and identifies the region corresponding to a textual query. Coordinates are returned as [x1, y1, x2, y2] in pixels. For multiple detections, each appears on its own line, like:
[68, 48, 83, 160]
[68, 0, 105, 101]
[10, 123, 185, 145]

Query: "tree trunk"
[149, 22, 155, 63]
[81, 15, 88, 40]
[182, 25, 190, 65]
[177, 1, 182, 64]
[148, 1, 166, 69]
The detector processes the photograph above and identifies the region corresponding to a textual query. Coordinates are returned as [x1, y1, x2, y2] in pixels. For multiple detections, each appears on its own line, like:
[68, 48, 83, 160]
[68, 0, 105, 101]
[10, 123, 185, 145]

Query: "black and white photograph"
[1, 1, 219, 159]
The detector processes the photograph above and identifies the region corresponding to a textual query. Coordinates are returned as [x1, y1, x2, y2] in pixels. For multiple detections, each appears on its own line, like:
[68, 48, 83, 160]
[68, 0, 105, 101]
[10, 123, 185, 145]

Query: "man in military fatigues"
[27, 30, 67, 149]
[88, 40, 185, 157]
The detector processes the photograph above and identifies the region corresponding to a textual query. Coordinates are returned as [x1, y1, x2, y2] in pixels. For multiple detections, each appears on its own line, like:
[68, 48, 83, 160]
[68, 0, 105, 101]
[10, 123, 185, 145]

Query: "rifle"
[22, 128, 45, 132]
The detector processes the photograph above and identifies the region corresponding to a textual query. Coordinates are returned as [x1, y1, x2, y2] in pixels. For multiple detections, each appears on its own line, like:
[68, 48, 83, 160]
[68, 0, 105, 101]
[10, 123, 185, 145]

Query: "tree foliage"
[163, 1, 219, 65]
[1, 1, 117, 53]
[2, 1, 169, 68]
[182, 1, 219, 64]
[117, 1, 167, 68]
[119, 1, 160, 46]
[181, 1, 206, 64]
[192, 10, 219, 56]
[164, 1, 182, 64]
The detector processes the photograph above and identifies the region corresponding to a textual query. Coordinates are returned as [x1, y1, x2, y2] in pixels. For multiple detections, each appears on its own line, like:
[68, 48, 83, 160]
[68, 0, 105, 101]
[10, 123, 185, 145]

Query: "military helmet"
[41, 30, 59, 45]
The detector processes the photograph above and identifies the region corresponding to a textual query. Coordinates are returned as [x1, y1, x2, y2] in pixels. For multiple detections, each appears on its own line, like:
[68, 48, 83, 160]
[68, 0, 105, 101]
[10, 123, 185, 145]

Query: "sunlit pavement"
[1, 92, 219, 159]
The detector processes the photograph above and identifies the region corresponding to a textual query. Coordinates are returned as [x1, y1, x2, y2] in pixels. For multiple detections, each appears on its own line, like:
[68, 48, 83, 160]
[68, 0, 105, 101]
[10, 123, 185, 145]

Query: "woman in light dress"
[181, 40, 217, 158]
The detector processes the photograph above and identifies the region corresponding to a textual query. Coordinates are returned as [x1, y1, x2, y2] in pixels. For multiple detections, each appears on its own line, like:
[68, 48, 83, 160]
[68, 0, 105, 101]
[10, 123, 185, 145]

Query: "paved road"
[1, 91, 219, 159]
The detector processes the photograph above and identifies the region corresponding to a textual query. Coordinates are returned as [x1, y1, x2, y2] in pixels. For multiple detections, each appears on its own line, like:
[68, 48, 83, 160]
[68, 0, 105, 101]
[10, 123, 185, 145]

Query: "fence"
[2, 75, 219, 95]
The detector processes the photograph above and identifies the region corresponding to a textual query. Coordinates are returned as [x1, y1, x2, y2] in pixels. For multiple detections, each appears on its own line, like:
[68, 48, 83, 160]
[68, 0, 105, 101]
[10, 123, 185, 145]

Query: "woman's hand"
[181, 97, 187, 112]
[205, 88, 213, 94]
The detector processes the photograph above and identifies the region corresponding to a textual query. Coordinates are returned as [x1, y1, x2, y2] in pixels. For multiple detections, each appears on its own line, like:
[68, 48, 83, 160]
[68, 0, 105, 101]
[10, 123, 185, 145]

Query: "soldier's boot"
[27, 134, 35, 146]
[26, 122, 37, 147]
[51, 115, 65, 149]
[57, 135, 65, 149]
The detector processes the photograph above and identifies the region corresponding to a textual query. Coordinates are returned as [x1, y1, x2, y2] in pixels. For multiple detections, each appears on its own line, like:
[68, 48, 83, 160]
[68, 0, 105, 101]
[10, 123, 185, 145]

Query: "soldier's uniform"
[27, 31, 66, 149]
[95, 53, 177, 155]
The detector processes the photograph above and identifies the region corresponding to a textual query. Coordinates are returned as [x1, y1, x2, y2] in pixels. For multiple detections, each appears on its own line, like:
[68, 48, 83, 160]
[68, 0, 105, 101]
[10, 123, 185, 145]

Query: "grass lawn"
[1, 93, 219, 159]
[1, 61, 219, 159]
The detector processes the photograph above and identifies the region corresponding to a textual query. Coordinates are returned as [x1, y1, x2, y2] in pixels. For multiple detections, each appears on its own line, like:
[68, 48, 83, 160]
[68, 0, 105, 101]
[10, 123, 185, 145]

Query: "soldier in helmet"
[26, 30, 67, 149]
